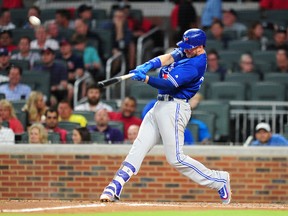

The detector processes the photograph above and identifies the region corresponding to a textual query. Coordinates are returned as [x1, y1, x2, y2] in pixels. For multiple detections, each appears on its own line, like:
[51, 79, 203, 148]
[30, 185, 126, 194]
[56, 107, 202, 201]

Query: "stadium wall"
[0, 145, 287, 203]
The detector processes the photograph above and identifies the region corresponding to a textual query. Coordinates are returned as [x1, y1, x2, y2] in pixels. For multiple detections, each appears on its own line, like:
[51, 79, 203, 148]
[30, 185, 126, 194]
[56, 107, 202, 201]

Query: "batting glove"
[135, 62, 153, 74]
[130, 69, 146, 82]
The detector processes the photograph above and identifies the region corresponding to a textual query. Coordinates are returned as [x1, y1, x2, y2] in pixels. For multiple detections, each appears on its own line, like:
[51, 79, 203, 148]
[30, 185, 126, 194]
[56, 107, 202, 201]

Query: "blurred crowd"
[0, 0, 287, 146]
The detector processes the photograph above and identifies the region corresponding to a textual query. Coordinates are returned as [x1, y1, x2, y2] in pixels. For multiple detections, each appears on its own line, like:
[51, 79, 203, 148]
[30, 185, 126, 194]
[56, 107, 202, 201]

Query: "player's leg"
[156, 100, 231, 204]
[100, 108, 160, 202]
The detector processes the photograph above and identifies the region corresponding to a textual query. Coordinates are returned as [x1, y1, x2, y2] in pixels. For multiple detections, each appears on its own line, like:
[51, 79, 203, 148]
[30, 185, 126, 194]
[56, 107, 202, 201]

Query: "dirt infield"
[1, 200, 288, 213]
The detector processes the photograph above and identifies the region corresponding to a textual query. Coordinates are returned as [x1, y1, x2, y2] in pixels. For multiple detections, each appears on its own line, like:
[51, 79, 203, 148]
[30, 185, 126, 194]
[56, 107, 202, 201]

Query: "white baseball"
[29, 16, 41, 26]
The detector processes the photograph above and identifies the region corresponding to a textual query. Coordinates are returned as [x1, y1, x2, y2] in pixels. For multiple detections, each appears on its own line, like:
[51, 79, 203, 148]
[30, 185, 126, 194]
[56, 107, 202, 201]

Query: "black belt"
[157, 95, 188, 102]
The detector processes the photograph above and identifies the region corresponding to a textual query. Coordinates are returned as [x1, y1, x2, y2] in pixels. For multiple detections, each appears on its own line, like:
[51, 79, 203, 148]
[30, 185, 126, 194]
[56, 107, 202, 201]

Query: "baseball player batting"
[100, 28, 231, 204]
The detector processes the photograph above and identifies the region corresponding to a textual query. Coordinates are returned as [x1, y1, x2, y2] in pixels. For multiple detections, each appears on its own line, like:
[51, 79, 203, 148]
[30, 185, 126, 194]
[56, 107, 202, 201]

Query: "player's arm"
[130, 48, 185, 74]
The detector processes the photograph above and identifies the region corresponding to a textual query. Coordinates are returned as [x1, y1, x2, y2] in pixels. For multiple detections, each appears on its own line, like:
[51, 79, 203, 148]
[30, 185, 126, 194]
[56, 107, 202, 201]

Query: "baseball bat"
[97, 73, 135, 88]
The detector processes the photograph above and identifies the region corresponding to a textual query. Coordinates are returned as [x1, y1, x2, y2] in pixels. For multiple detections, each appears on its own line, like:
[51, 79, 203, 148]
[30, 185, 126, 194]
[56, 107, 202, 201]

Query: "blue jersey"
[148, 52, 207, 100]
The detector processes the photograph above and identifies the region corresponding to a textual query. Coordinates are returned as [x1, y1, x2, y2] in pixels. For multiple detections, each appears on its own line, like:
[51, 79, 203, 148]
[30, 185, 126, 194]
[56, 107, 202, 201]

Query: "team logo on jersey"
[184, 36, 188, 41]
[163, 73, 168, 79]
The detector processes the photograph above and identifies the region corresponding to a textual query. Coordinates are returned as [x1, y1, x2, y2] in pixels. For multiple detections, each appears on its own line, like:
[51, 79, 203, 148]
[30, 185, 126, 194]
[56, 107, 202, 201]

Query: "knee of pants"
[165, 153, 186, 169]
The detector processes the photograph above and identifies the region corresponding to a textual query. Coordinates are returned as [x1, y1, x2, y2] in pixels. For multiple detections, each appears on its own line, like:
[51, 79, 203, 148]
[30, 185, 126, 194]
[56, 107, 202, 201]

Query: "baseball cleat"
[218, 173, 231, 204]
[100, 193, 119, 202]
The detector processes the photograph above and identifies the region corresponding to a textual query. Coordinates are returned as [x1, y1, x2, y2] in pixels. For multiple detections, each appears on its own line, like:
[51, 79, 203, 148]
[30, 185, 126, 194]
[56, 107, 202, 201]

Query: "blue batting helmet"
[177, 28, 206, 49]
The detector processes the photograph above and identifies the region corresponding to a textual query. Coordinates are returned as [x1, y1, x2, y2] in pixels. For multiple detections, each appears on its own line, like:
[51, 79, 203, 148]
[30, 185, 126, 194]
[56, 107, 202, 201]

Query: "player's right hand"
[130, 70, 146, 82]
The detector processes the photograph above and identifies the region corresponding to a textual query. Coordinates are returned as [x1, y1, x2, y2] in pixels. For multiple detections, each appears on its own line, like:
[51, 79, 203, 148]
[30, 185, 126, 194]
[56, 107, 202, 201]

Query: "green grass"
[1, 210, 288, 216]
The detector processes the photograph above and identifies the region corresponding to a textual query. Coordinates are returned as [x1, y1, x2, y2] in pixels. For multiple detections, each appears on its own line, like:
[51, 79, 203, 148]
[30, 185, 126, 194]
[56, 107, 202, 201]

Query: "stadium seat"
[12, 29, 35, 44]
[48, 132, 61, 144]
[264, 73, 288, 88]
[192, 110, 216, 141]
[194, 100, 230, 142]
[58, 121, 81, 132]
[252, 50, 276, 66]
[206, 40, 224, 51]
[250, 82, 286, 101]
[10, 59, 30, 70]
[207, 81, 246, 101]
[40, 8, 57, 22]
[228, 40, 261, 53]
[129, 82, 158, 101]
[108, 121, 124, 134]
[218, 50, 241, 71]
[235, 9, 261, 27]
[10, 8, 29, 28]
[21, 70, 51, 100]
[224, 73, 260, 93]
[186, 122, 199, 143]
[90, 131, 105, 143]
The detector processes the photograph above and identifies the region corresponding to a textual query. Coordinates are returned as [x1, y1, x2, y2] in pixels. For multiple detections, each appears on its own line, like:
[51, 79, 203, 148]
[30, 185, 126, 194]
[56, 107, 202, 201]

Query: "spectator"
[0, 30, 17, 52]
[206, 49, 227, 81]
[222, 9, 247, 39]
[0, 65, 31, 101]
[74, 83, 113, 112]
[22, 91, 48, 126]
[44, 108, 67, 144]
[236, 53, 262, 78]
[241, 21, 269, 51]
[126, 124, 139, 144]
[58, 99, 87, 127]
[267, 28, 288, 51]
[189, 93, 211, 144]
[0, 99, 24, 134]
[28, 123, 48, 144]
[207, 20, 231, 49]
[71, 34, 103, 83]
[55, 9, 74, 30]
[33, 47, 72, 106]
[178, 0, 198, 36]
[72, 127, 91, 144]
[30, 25, 59, 50]
[76, 4, 94, 29]
[251, 122, 288, 146]
[0, 114, 15, 144]
[275, 48, 288, 73]
[108, 96, 142, 139]
[1, 0, 23, 9]
[46, 21, 61, 42]
[73, 18, 103, 61]
[100, 8, 135, 69]
[57, 38, 85, 85]
[23, 6, 41, 29]
[11, 36, 41, 68]
[88, 108, 124, 144]
[259, 0, 288, 11]
[0, 47, 12, 73]
[201, 0, 222, 30]
[0, 8, 15, 31]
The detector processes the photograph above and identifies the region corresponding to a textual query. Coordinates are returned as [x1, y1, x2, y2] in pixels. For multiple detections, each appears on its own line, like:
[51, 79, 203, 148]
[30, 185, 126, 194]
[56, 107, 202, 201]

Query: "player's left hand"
[130, 70, 146, 82]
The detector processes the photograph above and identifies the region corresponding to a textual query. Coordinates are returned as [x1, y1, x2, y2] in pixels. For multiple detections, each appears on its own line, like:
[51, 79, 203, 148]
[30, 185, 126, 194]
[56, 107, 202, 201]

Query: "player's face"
[121, 98, 136, 118]
[184, 47, 198, 58]
[255, 129, 272, 144]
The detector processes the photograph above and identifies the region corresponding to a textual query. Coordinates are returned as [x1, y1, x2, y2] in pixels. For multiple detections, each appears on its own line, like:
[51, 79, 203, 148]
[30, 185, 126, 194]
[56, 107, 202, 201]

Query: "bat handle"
[120, 73, 135, 80]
